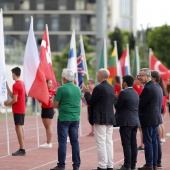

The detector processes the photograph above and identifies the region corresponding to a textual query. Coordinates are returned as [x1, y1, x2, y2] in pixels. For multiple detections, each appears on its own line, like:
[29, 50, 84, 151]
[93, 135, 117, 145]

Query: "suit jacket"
[115, 87, 140, 127]
[84, 80, 116, 125]
[139, 81, 162, 128]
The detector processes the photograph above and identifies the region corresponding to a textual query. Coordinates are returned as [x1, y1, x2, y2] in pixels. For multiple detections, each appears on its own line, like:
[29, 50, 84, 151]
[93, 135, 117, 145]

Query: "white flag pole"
[35, 99, 40, 147]
[5, 107, 10, 155]
[80, 35, 89, 80]
[104, 38, 107, 69]
[45, 24, 52, 59]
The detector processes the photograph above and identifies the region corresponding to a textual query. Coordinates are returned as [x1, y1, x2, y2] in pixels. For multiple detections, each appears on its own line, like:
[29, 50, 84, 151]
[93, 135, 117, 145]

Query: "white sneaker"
[166, 133, 170, 137]
[161, 138, 166, 143]
[39, 143, 52, 148]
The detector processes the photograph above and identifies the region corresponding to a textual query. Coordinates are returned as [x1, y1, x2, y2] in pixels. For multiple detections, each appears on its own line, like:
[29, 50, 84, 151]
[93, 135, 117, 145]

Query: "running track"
[0, 107, 170, 170]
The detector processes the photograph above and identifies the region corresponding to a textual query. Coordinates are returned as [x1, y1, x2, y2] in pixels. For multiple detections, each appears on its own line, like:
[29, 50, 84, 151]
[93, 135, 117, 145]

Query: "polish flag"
[39, 25, 58, 89]
[23, 17, 49, 105]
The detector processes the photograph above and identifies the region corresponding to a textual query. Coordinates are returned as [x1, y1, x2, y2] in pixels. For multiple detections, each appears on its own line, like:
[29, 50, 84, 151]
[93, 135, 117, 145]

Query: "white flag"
[0, 9, 7, 102]
[67, 30, 77, 73]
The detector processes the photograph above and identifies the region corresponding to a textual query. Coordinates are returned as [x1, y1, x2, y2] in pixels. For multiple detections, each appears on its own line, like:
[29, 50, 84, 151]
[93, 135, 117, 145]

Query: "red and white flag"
[149, 49, 170, 85]
[39, 25, 58, 89]
[23, 17, 49, 105]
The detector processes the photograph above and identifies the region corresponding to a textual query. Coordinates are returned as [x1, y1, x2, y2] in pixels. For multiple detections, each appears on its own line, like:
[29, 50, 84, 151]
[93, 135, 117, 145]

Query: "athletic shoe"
[39, 143, 52, 148]
[160, 138, 166, 143]
[12, 149, 26, 156]
[166, 133, 170, 137]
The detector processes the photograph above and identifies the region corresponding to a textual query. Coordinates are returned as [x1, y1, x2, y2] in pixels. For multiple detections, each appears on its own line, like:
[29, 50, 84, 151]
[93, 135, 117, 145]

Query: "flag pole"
[35, 99, 40, 147]
[104, 38, 107, 69]
[149, 48, 152, 69]
[5, 107, 10, 155]
[80, 35, 89, 80]
[45, 24, 51, 58]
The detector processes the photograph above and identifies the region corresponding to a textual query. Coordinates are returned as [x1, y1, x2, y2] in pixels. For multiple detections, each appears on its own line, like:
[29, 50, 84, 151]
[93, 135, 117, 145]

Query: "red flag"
[23, 17, 49, 105]
[40, 27, 58, 89]
[149, 54, 170, 85]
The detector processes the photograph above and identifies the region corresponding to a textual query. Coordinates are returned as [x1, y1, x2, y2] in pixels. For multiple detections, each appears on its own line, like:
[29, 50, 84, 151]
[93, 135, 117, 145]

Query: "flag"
[107, 41, 120, 84]
[39, 26, 58, 89]
[99, 47, 104, 69]
[67, 30, 78, 84]
[67, 30, 77, 73]
[77, 42, 86, 89]
[149, 50, 170, 85]
[119, 45, 131, 76]
[132, 46, 140, 77]
[0, 9, 7, 102]
[80, 35, 89, 80]
[23, 17, 49, 105]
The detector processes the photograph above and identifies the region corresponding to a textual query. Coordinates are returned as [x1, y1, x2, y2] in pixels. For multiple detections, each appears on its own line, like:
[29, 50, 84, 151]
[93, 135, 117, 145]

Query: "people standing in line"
[86, 79, 95, 136]
[138, 68, 162, 170]
[50, 69, 81, 170]
[39, 79, 56, 149]
[151, 71, 164, 169]
[4, 67, 26, 156]
[83, 68, 116, 170]
[115, 75, 140, 170]
[133, 76, 144, 151]
[113, 76, 121, 96]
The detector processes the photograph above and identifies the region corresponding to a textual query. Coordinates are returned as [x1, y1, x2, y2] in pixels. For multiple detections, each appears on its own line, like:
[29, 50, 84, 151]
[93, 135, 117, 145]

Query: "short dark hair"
[122, 75, 134, 87]
[151, 70, 160, 83]
[11, 67, 21, 77]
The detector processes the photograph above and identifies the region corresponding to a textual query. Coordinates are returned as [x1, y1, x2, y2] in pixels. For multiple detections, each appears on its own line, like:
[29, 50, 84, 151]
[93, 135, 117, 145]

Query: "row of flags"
[0, 10, 88, 104]
[102, 40, 170, 86]
[1, 8, 170, 103]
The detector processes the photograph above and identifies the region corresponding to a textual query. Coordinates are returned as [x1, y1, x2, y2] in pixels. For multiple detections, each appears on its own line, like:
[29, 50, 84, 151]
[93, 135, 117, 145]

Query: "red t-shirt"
[114, 83, 121, 95]
[133, 84, 143, 96]
[41, 89, 56, 108]
[12, 80, 26, 114]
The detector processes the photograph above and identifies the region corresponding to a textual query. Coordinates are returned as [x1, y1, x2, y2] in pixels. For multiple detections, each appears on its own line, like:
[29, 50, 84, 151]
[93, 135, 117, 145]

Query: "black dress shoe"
[107, 168, 113, 170]
[138, 165, 153, 170]
[50, 166, 65, 170]
[117, 165, 131, 170]
[92, 167, 107, 170]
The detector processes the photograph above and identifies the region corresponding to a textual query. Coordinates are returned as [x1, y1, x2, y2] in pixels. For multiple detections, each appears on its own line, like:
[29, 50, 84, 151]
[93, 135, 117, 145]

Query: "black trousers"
[119, 126, 138, 169]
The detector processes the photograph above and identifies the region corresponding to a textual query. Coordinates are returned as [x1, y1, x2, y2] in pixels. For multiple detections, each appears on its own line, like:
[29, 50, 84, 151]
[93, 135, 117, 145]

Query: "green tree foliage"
[128, 32, 136, 51]
[147, 24, 170, 67]
[108, 27, 123, 58]
[52, 36, 95, 84]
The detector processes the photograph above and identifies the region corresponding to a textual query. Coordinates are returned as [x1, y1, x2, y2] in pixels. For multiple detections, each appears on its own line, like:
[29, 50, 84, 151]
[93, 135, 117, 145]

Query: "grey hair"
[62, 69, 74, 82]
[140, 68, 151, 77]
[98, 68, 110, 79]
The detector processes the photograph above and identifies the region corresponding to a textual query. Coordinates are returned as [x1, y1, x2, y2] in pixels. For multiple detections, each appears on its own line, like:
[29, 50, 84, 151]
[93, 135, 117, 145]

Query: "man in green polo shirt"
[51, 68, 81, 170]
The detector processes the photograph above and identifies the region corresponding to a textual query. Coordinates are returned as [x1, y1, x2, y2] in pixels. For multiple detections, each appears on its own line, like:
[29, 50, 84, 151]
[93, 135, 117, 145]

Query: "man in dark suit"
[83, 68, 116, 170]
[115, 75, 140, 170]
[138, 68, 162, 170]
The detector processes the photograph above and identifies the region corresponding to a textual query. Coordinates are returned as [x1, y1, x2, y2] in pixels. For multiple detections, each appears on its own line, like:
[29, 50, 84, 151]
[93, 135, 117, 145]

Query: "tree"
[52, 36, 95, 84]
[147, 24, 170, 67]
[108, 27, 123, 58]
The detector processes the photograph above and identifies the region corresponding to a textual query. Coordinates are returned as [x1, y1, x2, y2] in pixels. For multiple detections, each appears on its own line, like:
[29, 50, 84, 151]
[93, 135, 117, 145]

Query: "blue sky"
[137, 0, 170, 29]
